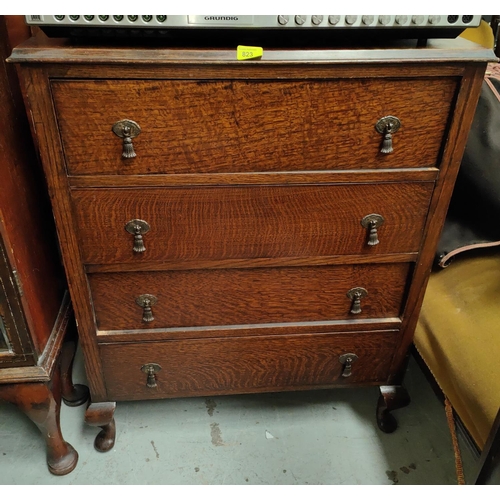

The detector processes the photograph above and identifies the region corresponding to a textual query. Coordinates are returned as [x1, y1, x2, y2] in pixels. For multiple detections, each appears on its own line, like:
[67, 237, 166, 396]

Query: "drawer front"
[89, 263, 411, 330]
[100, 331, 398, 400]
[52, 78, 457, 175]
[72, 183, 433, 265]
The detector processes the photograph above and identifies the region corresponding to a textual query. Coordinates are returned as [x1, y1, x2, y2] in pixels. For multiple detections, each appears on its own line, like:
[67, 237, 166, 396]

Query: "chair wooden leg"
[474, 407, 500, 484]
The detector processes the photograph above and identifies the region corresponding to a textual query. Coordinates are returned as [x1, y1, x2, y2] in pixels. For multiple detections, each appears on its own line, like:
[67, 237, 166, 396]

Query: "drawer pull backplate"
[125, 219, 150, 253]
[141, 363, 162, 388]
[136, 294, 158, 322]
[347, 287, 368, 315]
[361, 214, 385, 246]
[375, 116, 401, 154]
[339, 353, 359, 378]
[112, 119, 141, 158]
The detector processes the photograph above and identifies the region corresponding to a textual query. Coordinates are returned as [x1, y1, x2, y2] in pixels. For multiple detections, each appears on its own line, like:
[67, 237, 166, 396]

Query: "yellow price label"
[237, 45, 263, 60]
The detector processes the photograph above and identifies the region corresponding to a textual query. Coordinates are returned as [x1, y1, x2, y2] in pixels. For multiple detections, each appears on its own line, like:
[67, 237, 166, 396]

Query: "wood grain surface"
[100, 331, 398, 400]
[18, 66, 108, 399]
[96, 319, 401, 343]
[84, 253, 417, 275]
[71, 183, 433, 265]
[67, 168, 439, 188]
[88, 263, 411, 330]
[52, 77, 457, 175]
[8, 36, 496, 66]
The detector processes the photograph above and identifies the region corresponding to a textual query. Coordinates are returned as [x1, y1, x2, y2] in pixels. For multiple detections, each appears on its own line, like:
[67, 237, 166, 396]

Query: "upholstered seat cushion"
[414, 251, 500, 449]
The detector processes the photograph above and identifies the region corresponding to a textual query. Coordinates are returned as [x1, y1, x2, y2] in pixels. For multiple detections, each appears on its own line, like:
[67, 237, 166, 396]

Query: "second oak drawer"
[72, 183, 433, 265]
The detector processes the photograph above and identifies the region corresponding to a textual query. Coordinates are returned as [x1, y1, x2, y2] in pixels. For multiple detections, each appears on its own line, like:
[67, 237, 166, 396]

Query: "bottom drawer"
[100, 331, 398, 401]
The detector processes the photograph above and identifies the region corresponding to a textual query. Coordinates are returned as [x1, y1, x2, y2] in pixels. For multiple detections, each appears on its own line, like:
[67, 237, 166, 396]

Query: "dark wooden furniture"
[0, 16, 88, 476]
[9, 35, 495, 452]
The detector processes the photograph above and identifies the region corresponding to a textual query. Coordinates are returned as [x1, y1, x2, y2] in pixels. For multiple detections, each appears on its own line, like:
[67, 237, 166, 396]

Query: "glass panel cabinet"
[0, 15, 88, 476]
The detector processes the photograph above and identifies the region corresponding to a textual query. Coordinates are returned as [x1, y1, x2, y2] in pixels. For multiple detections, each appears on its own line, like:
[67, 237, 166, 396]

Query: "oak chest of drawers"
[10, 36, 494, 451]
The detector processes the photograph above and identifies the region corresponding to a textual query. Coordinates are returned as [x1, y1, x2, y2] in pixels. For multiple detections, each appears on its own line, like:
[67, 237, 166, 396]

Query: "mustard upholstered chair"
[414, 20, 500, 483]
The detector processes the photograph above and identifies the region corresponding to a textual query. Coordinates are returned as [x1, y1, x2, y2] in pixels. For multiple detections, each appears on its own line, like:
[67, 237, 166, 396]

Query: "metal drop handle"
[361, 214, 385, 246]
[125, 219, 150, 253]
[347, 287, 368, 315]
[375, 116, 401, 154]
[136, 294, 158, 322]
[141, 363, 162, 388]
[339, 353, 359, 378]
[112, 119, 141, 158]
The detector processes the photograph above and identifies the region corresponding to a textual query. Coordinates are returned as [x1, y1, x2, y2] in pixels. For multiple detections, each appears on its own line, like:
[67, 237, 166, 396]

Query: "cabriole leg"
[85, 401, 116, 452]
[0, 369, 78, 475]
[376, 385, 411, 433]
[59, 327, 90, 407]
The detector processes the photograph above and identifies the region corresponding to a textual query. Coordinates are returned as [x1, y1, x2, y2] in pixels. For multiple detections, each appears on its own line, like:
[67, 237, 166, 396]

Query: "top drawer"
[51, 78, 457, 176]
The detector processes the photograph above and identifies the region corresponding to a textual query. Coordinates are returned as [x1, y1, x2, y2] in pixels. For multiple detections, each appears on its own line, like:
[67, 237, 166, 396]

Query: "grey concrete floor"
[0, 350, 477, 485]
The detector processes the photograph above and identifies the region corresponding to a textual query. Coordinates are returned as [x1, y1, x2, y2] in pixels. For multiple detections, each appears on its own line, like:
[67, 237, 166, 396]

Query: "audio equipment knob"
[362, 15, 374, 25]
[345, 15, 358, 25]
[395, 15, 408, 25]
[278, 15, 289, 25]
[447, 15, 459, 24]
[311, 15, 324, 25]
[83, 15, 94, 21]
[328, 15, 340, 25]
[378, 15, 391, 25]
[428, 15, 441, 24]
[295, 15, 307, 25]
[412, 15, 424, 25]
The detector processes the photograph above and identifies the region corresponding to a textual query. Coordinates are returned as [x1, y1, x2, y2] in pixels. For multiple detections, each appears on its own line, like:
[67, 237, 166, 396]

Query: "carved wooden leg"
[60, 336, 89, 407]
[85, 401, 116, 452]
[376, 385, 411, 433]
[0, 370, 78, 475]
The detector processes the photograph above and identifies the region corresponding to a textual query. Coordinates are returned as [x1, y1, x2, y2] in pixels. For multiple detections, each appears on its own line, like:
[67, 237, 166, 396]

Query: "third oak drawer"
[71, 183, 433, 266]
[88, 263, 411, 331]
[99, 330, 399, 400]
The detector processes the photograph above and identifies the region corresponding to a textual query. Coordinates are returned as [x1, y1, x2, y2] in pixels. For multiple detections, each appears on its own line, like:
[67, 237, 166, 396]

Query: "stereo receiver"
[25, 15, 481, 43]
